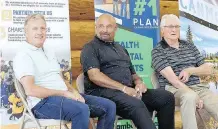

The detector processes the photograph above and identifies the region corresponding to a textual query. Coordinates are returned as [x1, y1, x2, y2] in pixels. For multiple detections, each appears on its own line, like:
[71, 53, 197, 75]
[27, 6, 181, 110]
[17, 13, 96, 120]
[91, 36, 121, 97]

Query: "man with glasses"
[152, 14, 218, 129]
[81, 13, 175, 129]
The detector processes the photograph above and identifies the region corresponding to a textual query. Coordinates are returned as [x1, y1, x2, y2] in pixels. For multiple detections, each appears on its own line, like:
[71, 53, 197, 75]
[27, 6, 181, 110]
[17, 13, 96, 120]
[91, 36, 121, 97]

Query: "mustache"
[35, 34, 44, 36]
[100, 33, 110, 35]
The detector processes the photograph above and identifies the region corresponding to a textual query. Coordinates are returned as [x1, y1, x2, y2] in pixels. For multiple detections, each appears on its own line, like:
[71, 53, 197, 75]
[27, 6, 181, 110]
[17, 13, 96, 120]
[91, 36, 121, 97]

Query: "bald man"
[81, 13, 175, 129]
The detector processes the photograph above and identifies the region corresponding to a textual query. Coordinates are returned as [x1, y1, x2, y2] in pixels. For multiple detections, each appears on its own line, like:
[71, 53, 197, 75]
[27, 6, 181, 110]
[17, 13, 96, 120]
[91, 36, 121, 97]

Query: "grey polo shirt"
[13, 42, 67, 108]
[152, 38, 205, 89]
[80, 36, 136, 93]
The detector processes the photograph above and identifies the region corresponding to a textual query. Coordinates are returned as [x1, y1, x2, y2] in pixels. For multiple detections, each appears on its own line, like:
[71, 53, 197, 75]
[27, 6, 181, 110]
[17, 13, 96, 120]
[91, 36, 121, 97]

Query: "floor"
[1, 111, 183, 129]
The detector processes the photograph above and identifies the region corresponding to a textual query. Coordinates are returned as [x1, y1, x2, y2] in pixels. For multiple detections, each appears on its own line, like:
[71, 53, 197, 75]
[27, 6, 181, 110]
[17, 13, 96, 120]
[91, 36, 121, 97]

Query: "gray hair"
[160, 14, 179, 28]
[24, 14, 46, 28]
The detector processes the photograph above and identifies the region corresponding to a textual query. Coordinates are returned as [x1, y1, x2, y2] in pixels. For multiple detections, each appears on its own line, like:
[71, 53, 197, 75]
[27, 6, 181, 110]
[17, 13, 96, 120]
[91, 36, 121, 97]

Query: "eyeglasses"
[164, 25, 181, 29]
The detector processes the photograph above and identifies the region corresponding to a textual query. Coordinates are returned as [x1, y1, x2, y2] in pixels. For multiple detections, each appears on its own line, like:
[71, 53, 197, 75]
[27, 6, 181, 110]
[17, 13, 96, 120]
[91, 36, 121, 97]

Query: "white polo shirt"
[13, 42, 68, 108]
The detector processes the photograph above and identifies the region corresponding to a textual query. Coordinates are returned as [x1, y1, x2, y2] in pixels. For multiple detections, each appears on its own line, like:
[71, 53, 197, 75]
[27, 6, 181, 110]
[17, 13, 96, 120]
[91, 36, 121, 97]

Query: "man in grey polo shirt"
[152, 14, 218, 129]
[13, 14, 116, 129]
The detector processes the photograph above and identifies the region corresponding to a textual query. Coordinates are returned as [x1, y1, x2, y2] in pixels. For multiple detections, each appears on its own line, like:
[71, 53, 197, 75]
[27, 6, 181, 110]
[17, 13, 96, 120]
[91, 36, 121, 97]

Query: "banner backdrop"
[0, 0, 70, 126]
[179, 0, 218, 128]
[179, 0, 218, 93]
[94, 0, 160, 128]
[94, 0, 160, 88]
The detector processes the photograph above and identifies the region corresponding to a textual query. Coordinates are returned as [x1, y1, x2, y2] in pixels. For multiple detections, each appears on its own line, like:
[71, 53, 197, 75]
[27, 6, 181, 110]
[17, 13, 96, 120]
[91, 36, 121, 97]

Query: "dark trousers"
[88, 88, 175, 129]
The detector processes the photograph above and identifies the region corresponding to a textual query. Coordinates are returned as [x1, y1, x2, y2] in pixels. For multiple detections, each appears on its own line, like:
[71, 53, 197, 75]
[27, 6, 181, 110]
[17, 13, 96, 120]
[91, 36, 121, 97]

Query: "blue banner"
[94, 0, 160, 89]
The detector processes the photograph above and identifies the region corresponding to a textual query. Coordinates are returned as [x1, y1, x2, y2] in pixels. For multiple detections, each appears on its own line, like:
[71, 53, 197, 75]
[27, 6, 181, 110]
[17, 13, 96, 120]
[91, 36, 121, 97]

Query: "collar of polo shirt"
[160, 37, 183, 49]
[94, 35, 115, 45]
[24, 42, 42, 51]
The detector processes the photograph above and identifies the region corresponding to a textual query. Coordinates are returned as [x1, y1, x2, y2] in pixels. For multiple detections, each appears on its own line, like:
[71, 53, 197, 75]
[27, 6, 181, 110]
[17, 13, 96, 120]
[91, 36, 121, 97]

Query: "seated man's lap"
[166, 84, 218, 120]
[32, 96, 89, 120]
[88, 88, 147, 118]
[141, 89, 174, 111]
[166, 85, 218, 111]
[166, 85, 198, 106]
[192, 85, 218, 120]
[81, 94, 116, 118]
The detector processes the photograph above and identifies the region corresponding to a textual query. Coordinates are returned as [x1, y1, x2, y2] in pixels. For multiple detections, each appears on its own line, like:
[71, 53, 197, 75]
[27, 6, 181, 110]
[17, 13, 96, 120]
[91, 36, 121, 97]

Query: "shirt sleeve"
[124, 49, 136, 75]
[80, 44, 100, 73]
[152, 48, 170, 72]
[13, 52, 35, 81]
[189, 43, 205, 66]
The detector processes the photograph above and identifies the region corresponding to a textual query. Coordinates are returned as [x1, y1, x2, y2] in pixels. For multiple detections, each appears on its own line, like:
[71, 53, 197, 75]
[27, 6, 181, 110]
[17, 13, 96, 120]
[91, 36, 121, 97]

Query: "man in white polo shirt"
[13, 14, 116, 129]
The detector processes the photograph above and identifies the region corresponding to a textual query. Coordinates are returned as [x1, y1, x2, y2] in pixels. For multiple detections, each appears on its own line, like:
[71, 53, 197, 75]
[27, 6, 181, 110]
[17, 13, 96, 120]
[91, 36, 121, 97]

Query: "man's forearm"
[170, 79, 188, 89]
[186, 63, 214, 76]
[26, 85, 65, 98]
[89, 72, 126, 91]
[64, 80, 76, 92]
[160, 67, 188, 89]
[60, 72, 76, 92]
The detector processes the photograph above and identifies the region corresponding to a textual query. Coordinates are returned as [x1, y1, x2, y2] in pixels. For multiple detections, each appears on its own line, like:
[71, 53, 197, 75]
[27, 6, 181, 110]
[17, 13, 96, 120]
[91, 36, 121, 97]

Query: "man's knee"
[148, 89, 175, 107]
[213, 113, 218, 121]
[118, 97, 146, 116]
[125, 99, 147, 118]
[128, 100, 151, 120]
[161, 90, 175, 104]
[107, 100, 116, 113]
[131, 99, 146, 109]
[76, 104, 90, 117]
[104, 100, 116, 121]
[180, 91, 198, 103]
[101, 98, 116, 116]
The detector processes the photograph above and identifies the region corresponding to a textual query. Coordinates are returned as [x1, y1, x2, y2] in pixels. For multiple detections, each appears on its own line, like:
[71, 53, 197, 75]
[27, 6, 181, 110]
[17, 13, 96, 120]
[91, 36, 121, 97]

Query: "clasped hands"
[123, 82, 147, 99]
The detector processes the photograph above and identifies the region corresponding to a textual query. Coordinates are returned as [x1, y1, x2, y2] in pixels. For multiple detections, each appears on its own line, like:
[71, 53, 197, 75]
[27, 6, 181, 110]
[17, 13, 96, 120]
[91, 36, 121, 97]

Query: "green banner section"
[116, 118, 158, 129]
[115, 28, 154, 88]
[116, 120, 135, 129]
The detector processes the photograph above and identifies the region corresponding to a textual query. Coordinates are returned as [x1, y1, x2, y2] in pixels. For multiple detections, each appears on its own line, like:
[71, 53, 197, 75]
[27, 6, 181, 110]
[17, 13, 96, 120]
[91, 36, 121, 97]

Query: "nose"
[172, 27, 176, 31]
[171, 28, 177, 33]
[36, 29, 42, 34]
[102, 26, 108, 32]
[37, 28, 45, 34]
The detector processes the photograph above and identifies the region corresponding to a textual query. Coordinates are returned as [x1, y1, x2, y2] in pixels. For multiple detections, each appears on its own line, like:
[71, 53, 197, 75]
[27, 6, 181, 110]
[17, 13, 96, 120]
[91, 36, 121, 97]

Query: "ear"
[161, 27, 164, 36]
[24, 27, 27, 35]
[24, 26, 28, 37]
[95, 25, 98, 34]
[114, 24, 118, 31]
